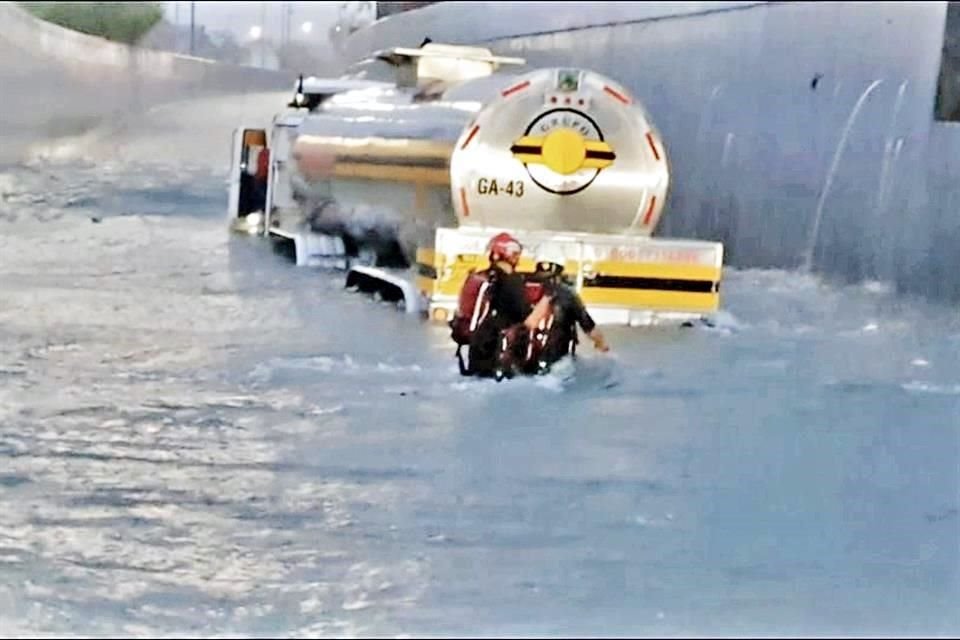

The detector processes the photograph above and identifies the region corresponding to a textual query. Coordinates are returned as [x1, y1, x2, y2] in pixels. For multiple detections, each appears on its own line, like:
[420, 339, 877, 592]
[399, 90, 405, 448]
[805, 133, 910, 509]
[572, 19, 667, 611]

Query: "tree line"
[18, 2, 338, 75]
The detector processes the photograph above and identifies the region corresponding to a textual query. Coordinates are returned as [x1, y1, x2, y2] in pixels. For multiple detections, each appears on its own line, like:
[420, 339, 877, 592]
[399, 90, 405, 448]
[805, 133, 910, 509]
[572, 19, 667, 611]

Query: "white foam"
[0, 172, 21, 198]
[304, 404, 345, 417]
[709, 309, 749, 332]
[376, 362, 423, 373]
[247, 355, 358, 382]
[24, 134, 94, 164]
[901, 381, 960, 395]
[533, 374, 565, 393]
[862, 280, 893, 295]
[341, 598, 372, 611]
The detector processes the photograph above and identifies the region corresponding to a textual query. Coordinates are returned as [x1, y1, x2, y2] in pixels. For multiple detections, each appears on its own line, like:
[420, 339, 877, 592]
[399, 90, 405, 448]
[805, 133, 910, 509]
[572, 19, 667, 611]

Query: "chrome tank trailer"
[284, 44, 669, 264]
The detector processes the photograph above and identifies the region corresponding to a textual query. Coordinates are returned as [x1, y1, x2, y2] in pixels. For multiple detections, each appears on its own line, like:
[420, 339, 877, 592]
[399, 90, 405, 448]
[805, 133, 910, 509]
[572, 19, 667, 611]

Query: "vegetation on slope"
[19, 2, 164, 45]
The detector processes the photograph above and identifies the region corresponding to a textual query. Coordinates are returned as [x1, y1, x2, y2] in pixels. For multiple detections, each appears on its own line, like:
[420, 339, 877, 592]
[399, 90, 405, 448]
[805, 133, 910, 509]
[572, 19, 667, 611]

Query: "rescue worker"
[463, 232, 535, 377]
[528, 245, 609, 371]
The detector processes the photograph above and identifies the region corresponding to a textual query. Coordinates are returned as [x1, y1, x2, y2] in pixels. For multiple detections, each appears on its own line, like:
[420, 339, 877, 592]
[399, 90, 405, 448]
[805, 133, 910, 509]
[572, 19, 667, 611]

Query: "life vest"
[488, 281, 550, 378]
[495, 280, 576, 379]
[526, 300, 557, 366]
[449, 269, 494, 346]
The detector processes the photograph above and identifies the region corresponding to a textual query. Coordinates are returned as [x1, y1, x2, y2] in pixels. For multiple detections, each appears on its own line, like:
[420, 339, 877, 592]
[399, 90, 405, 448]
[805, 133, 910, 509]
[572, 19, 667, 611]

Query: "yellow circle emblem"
[509, 108, 616, 195]
[540, 128, 587, 176]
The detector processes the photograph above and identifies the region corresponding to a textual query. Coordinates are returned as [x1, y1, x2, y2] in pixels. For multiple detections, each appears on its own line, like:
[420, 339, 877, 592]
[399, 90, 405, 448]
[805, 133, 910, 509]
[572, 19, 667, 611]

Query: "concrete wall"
[341, 1, 769, 61]
[921, 122, 960, 301]
[342, 1, 960, 301]
[0, 1, 295, 161]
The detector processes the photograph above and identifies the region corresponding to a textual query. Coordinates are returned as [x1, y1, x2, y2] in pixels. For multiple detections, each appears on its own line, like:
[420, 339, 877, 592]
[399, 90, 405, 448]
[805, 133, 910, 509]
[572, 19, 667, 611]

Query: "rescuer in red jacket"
[451, 232, 534, 377]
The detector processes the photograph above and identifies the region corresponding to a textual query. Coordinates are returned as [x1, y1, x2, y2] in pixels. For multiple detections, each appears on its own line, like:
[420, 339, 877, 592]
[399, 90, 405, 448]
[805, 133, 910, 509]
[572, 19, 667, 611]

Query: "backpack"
[450, 269, 495, 347]
[449, 269, 498, 376]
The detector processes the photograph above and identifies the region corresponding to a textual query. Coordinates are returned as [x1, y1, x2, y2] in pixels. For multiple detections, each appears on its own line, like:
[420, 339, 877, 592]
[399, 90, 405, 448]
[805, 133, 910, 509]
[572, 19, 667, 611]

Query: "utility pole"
[260, 1, 267, 67]
[173, 2, 180, 53]
[285, 2, 294, 47]
[189, 2, 196, 56]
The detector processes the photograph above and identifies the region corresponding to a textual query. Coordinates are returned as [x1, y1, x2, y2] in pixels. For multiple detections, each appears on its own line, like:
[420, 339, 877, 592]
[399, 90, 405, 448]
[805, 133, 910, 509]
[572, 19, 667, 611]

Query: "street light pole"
[285, 2, 293, 47]
[189, 1, 196, 56]
[260, 1, 267, 67]
[173, 2, 180, 52]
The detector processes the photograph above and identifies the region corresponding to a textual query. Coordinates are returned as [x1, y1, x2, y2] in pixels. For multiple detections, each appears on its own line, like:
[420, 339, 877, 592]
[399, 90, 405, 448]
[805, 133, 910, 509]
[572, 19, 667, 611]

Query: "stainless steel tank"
[287, 45, 670, 264]
[450, 67, 669, 235]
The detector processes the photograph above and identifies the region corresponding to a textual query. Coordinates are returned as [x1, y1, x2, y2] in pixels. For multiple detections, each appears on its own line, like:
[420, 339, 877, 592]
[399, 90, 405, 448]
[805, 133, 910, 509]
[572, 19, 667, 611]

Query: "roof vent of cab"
[374, 42, 525, 89]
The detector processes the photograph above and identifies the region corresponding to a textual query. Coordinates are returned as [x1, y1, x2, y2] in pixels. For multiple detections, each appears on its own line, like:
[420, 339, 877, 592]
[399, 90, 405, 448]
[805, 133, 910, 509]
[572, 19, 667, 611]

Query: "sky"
[162, 1, 344, 43]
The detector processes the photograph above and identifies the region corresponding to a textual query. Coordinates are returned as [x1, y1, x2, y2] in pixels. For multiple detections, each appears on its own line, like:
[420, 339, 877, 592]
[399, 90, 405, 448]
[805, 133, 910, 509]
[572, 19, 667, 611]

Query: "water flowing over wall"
[0, 1, 294, 162]
[345, 1, 960, 301]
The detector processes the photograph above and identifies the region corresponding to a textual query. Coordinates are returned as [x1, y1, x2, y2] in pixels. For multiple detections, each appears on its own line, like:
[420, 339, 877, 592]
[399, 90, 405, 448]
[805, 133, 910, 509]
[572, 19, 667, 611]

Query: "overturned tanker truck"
[228, 42, 725, 326]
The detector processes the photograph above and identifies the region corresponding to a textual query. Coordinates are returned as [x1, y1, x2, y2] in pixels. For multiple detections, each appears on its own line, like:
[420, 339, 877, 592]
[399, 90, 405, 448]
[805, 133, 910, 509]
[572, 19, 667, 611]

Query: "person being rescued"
[517, 245, 610, 375]
[450, 234, 609, 380]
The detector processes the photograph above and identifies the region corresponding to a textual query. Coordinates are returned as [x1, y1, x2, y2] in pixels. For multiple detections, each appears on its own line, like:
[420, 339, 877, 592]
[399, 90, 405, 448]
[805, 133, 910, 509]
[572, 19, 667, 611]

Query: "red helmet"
[486, 232, 522, 267]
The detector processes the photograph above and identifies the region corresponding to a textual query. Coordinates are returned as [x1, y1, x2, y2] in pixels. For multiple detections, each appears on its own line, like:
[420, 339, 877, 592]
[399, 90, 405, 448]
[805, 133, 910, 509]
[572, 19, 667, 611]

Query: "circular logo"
[509, 108, 615, 196]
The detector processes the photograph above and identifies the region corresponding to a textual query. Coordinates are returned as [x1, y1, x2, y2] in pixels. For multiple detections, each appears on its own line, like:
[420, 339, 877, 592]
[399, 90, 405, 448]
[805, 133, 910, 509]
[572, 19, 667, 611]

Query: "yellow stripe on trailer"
[580, 288, 719, 314]
[333, 163, 450, 185]
[415, 261, 719, 315]
[415, 253, 720, 287]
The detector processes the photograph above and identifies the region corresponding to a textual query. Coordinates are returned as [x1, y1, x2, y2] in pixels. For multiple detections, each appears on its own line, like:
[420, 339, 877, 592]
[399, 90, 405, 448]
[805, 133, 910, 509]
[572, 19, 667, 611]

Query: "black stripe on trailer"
[584, 275, 719, 293]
